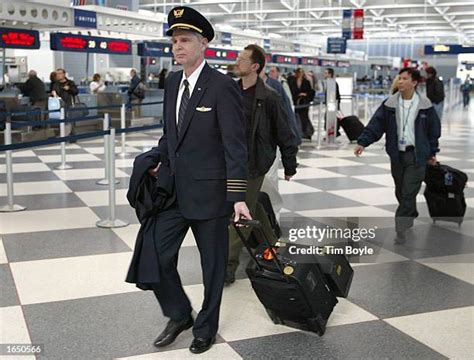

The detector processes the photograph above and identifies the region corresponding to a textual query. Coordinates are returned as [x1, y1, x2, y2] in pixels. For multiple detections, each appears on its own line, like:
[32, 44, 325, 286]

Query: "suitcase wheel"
[266, 309, 283, 325]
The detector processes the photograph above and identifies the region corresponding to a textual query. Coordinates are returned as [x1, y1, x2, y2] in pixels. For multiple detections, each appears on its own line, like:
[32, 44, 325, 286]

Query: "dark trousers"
[391, 150, 426, 233]
[463, 92, 470, 107]
[296, 109, 314, 139]
[150, 203, 229, 338]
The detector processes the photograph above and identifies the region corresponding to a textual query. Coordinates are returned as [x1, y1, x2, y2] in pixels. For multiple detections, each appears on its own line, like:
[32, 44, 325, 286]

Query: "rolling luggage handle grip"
[231, 219, 287, 278]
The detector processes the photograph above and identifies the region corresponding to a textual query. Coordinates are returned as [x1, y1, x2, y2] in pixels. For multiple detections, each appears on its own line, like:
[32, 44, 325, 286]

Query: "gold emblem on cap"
[283, 266, 294, 275]
[174, 9, 184, 18]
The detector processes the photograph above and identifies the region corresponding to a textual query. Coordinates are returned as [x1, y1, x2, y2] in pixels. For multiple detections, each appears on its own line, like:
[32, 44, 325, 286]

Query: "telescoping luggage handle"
[231, 219, 287, 277]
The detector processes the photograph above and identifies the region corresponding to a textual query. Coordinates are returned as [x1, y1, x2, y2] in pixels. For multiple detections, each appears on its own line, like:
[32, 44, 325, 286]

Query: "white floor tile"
[352, 174, 395, 187]
[116, 343, 243, 360]
[114, 158, 135, 168]
[53, 168, 129, 181]
[83, 146, 140, 155]
[297, 158, 364, 168]
[10, 252, 137, 305]
[311, 149, 380, 158]
[0, 207, 100, 234]
[0, 306, 31, 344]
[351, 247, 410, 266]
[416, 253, 474, 285]
[75, 189, 129, 207]
[385, 307, 474, 359]
[296, 206, 395, 218]
[279, 168, 346, 180]
[435, 155, 464, 162]
[0, 163, 51, 174]
[466, 197, 474, 208]
[37, 154, 101, 163]
[370, 163, 392, 170]
[278, 180, 322, 194]
[435, 219, 474, 237]
[112, 224, 140, 250]
[0, 181, 72, 197]
[328, 187, 424, 206]
[40, 144, 82, 150]
[123, 141, 158, 148]
[0, 238, 8, 264]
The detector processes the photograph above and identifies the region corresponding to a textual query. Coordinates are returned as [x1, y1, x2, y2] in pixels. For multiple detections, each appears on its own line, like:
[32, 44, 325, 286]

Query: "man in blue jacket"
[354, 67, 441, 243]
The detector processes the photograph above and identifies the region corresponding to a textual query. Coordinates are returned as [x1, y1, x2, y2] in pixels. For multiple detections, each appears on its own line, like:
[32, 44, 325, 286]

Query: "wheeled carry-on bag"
[232, 219, 338, 336]
[339, 115, 365, 142]
[424, 163, 468, 225]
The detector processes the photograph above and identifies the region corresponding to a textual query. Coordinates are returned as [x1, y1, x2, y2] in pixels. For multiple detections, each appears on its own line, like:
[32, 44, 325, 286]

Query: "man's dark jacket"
[147, 63, 248, 220]
[125, 149, 176, 289]
[426, 77, 445, 104]
[358, 92, 441, 165]
[244, 77, 298, 178]
[51, 79, 78, 106]
[18, 76, 47, 105]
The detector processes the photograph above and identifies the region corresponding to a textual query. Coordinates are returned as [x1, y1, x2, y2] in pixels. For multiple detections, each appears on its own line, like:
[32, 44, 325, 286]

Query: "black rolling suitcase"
[424, 163, 468, 225]
[339, 115, 364, 142]
[233, 220, 338, 336]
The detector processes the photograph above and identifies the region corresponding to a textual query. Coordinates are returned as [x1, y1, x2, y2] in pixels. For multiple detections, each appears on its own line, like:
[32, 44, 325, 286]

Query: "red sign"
[353, 9, 364, 40]
[59, 36, 88, 49]
[0, 28, 40, 49]
[205, 48, 238, 60]
[50, 33, 131, 54]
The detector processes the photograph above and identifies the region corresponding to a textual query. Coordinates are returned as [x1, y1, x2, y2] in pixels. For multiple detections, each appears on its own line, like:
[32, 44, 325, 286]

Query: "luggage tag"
[399, 138, 406, 151]
[448, 193, 455, 199]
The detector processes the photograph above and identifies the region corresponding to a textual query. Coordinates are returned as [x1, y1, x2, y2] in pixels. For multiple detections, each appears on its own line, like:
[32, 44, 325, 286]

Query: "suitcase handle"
[231, 219, 287, 278]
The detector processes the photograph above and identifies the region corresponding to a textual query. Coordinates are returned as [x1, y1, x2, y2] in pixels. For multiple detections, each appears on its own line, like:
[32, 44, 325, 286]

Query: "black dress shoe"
[224, 270, 235, 285]
[153, 315, 193, 348]
[189, 336, 216, 354]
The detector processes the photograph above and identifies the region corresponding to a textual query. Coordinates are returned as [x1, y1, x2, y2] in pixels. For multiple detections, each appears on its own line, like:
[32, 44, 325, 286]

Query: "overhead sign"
[424, 44, 474, 55]
[300, 57, 319, 65]
[327, 37, 346, 54]
[353, 9, 364, 39]
[73, 9, 97, 29]
[263, 39, 271, 51]
[337, 60, 350, 68]
[272, 54, 299, 64]
[137, 42, 173, 57]
[294, 44, 301, 52]
[50, 33, 132, 55]
[205, 47, 238, 61]
[0, 28, 40, 49]
[342, 9, 352, 39]
[221, 32, 232, 45]
[321, 59, 337, 67]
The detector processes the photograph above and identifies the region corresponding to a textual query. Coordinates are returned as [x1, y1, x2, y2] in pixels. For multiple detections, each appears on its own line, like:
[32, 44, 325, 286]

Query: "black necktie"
[177, 79, 190, 136]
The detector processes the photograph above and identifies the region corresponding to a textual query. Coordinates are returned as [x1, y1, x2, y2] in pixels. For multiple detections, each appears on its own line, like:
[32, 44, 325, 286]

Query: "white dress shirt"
[397, 92, 419, 150]
[176, 60, 206, 124]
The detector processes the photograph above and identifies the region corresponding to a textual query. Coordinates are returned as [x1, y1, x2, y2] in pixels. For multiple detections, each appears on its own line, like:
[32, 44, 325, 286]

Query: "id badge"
[399, 139, 406, 151]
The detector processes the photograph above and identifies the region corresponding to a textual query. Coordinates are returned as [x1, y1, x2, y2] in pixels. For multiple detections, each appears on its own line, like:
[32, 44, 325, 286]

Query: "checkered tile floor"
[1, 103, 473, 359]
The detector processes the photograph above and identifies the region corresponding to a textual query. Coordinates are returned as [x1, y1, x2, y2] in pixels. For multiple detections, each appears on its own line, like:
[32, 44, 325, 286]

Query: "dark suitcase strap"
[231, 219, 288, 280]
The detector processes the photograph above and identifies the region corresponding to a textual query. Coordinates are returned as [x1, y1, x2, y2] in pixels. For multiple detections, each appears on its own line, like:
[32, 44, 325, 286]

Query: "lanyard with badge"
[399, 98, 413, 151]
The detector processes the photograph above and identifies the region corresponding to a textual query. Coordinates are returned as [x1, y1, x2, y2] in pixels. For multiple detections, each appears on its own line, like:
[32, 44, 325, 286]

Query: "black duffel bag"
[67, 96, 89, 119]
[424, 162, 468, 194]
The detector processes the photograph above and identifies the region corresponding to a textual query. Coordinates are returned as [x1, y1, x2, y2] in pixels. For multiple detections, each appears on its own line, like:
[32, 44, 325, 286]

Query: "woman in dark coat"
[288, 68, 315, 140]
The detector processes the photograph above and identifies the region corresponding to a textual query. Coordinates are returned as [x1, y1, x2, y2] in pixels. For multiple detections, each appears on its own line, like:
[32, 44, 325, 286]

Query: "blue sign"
[342, 9, 352, 39]
[137, 42, 173, 57]
[163, 23, 169, 37]
[327, 37, 346, 54]
[222, 32, 232, 45]
[263, 39, 270, 51]
[74, 9, 97, 29]
[424, 44, 474, 55]
[294, 44, 301, 52]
